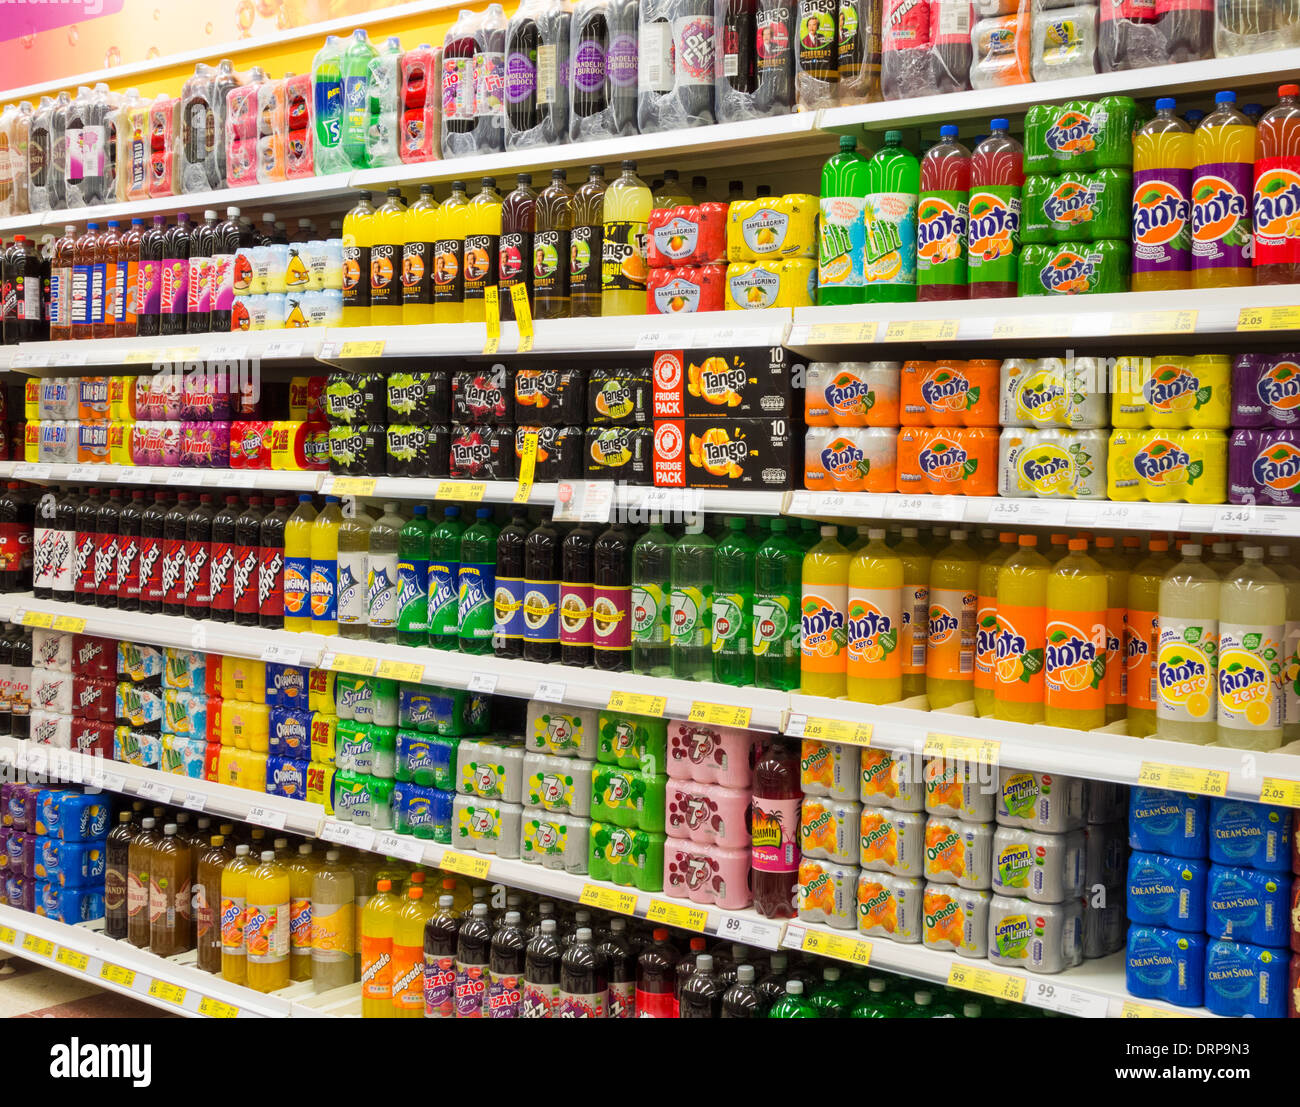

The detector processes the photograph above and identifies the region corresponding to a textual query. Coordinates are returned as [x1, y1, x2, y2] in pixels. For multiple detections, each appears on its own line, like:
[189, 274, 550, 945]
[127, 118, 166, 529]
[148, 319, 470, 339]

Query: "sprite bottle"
[632, 521, 673, 677]
[754, 518, 802, 691]
[427, 506, 464, 649]
[367, 501, 404, 643]
[397, 505, 431, 646]
[712, 517, 755, 687]
[670, 527, 715, 681]
[458, 508, 498, 655]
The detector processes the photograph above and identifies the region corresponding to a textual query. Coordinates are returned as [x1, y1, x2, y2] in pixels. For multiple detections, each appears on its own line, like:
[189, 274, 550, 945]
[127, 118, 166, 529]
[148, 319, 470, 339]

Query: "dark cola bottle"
[117, 489, 145, 612]
[73, 487, 103, 604]
[233, 495, 265, 627]
[208, 494, 240, 623]
[138, 491, 170, 616]
[0, 483, 33, 594]
[93, 488, 123, 608]
[560, 524, 594, 668]
[183, 493, 215, 616]
[259, 496, 289, 629]
[161, 492, 193, 614]
[494, 506, 530, 660]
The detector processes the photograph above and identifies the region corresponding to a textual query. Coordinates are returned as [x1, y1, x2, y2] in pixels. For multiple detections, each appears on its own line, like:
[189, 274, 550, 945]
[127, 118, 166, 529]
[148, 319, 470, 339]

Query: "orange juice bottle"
[245, 850, 290, 994]
[1191, 91, 1256, 289]
[800, 525, 850, 699]
[1132, 98, 1194, 293]
[974, 531, 1016, 718]
[847, 528, 903, 705]
[896, 526, 931, 699]
[1126, 537, 1169, 736]
[994, 535, 1049, 725]
[1092, 535, 1130, 725]
[1044, 539, 1108, 732]
[925, 529, 979, 710]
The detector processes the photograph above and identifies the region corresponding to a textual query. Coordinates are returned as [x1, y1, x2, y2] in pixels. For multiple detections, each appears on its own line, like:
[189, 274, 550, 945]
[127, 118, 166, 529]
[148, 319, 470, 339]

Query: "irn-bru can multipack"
[1229, 428, 1300, 506]
[897, 428, 998, 496]
[1231, 352, 1300, 427]
[900, 359, 1000, 427]
[999, 428, 1108, 500]
[1022, 170, 1132, 243]
[804, 361, 901, 427]
[1020, 240, 1130, 296]
[1111, 355, 1231, 429]
[805, 427, 898, 493]
[1023, 97, 1138, 175]
[1106, 429, 1228, 503]
[999, 357, 1107, 429]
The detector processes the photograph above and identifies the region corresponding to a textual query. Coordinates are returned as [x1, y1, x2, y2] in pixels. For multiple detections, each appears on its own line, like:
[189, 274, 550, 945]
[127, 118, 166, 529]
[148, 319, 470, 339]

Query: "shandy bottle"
[712, 517, 755, 687]
[458, 507, 498, 655]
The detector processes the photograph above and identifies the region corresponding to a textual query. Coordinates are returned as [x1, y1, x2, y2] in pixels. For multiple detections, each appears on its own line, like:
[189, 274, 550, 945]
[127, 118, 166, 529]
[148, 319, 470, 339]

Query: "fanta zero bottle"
[1132, 98, 1194, 292]
[896, 526, 931, 699]
[1253, 84, 1300, 286]
[993, 534, 1049, 725]
[974, 531, 1016, 718]
[918, 124, 971, 302]
[1217, 546, 1284, 750]
[847, 528, 903, 705]
[800, 525, 849, 699]
[1044, 539, 1108, 732]
[1156, 542, 1219, 744]
[1125, 537, 1169, 737]
[1191, 91, 1256, 289]
[1267, 544, 1300, 742]
[1092, 535, 1130, 725]
[968, 119, 1023, 299]
[925, 529, 979, 710]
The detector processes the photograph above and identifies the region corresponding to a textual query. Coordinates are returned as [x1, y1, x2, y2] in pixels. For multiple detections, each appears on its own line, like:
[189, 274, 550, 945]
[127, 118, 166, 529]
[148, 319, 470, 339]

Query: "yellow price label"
[22, 934, 53, 957]
[55, 947, 89, 972]
[1120, 999, 1181, 1018]
[1110, 309, 1198, 336]
[377, 659, 424, 683]
[884, 318, 959, 343]
[0, 926, 14, 944]
[327, 653, 378, 677]
[483, 286, 501, 354]
[579, 884, 639, 916]
[123, 349, 156, 364]
[807, 321, 878, 345]
[100, 962, 136, 988]
[991, 316, 1067, 339]
[1260, 777, 1300, 808]
[199, 995, 240, 1018]
[798, 716, 872, 746]
[924, 732, 1000, 766]
[147, 979, 187, 1006]
[646, 899, 708, 932]
[947, 963, 1026, 1003]
[802, 929, 871, 966]
[20, 611, 54, 629]
[340, 340, 385, 358]
[440, 850, 492, 879]
[1138, 761, 1228, 798]
[511, 283, 535, 353]
[607, 690, 667, 717]
[165, 346, 202, 362]
[330, 477, 377, 496]
[1238, 305, 1300, 332]
[687, 701, 752, 729]
[435, 481, 487, 502]
[514, 430, 538, 505]
[52, 615, 86, 633]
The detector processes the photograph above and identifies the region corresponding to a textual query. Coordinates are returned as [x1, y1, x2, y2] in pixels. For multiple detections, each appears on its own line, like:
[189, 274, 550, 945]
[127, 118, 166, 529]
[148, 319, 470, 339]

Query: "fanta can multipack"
[897, 428, 998, 497]
[1106, 429, 1229, 503]
[1024, 98, 1139, 176]
[1110, 354, 1232, 428]
[900, 359, 1000, 427]
[999, 428, 1108, 500]
[999, 357, 1107, 429]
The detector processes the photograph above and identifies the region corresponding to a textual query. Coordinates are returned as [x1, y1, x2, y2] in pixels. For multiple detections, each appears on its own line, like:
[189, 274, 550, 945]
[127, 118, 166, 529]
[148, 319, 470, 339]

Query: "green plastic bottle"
[809, 966, 854, 1018]
[863, 129, 919, 303]
[427, 506, 464, 650]
[818, 134, 870, 306]
[458, 508, 499, 655]
[670, 527, 716, 682]
[396, 505, 431, 647]
[798, 519, 821, 550]
[712, 517, 755, 687]
[632, 521, 673, 677]
[849, 976, 904, 1018]
[767, 979, 820, 1018]
[340, 28, 378, 168]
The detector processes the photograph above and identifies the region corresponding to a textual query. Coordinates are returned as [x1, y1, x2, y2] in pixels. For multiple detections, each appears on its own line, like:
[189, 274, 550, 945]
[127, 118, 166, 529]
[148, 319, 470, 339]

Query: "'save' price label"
[440, 850, 491, 879]
[801, 929, 871, 965]
[646, 899, 708, 932]
[579, 884, 639, 916]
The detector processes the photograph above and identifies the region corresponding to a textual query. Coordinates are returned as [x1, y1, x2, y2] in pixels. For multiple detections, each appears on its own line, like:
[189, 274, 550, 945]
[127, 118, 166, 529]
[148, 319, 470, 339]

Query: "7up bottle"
[670, 528, 715, 681]
[753, 519, 802, 691]
[632, 521, 673, 677]
[712, 517, 755, 687]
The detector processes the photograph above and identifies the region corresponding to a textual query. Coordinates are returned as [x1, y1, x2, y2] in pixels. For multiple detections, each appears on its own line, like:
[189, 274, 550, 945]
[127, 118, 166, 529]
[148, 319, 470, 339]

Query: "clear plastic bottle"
[1217, 546, 1285, 750]
[632, 519, 673, 675]
[669, 524, 715, 680]
[1156, 543, 1220, 745]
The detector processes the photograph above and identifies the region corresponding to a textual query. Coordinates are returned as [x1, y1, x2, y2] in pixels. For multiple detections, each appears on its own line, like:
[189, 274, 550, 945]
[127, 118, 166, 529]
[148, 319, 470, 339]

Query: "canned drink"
[996, 767, 1086, 832]
[922, 883, 991, 957]
[798, 857, 859, 930]
[859, 804, 926, 877]
[1083, 887, 1125, 958]
[801, 739, 860, 800]
[391, 780, 454, 842]
[366, 776, 395, 829]
[368, 677, 399, 727]
[25, 378, 39, 421]
[924, 756, 996, 821]
[859, 747, 925, 811]
[804, 362, 900, 427]
[1083, 821, 1128, 887]
[999, 428, 1108, 499]
[39, 421, 74, 464]
[1035, 170, 1131, 242]
[524, 752, 595, 817]
[805, 427, 897, 494]
[1230, 428, 1300, 506]
[1106, 428, 1228, 504]
[39, 378, 75, 421]
[987, 894, 1084, 973]
[336, 721, 374, 775]
[924, 815, 993, 889]
[898, 427, 999, 496]
[1085, 778, 1127, 825]
[520, 807, 591, 872]
[1232, 353, 1300, 428]
[992, 826, 1085, 902]
[452, 796, 524, 858]
[1024, 239, 1131, 296]
[901, 359, 1000, 427]
[1021, 174, 1055, 244]
[456, 737, 526, 804]
[856, 871, 923, 942]
[800, 796, 861, 865]
[1134, 354, 1232, 430]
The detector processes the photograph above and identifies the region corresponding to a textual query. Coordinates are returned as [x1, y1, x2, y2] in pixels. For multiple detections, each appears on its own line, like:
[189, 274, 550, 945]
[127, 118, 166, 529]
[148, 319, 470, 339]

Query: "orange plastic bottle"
[1253, 83, 1300, 286]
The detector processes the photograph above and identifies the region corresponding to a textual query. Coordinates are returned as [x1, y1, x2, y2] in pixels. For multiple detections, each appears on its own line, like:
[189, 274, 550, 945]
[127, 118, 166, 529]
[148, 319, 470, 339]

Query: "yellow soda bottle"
[390, 885, 433, 1017]
[1217, 546, 1284, 750]
[847, 528, 903, 705]
[434, 180, 470, 325]
[1268, 544, 1300, 743]
[601, 159, 652, 317]
[800, 525, 850, 699]
[283, 494, 317, 633]
[1092, 535, 1130, 725]
[994, 535, 1049, 725]
[1044, 539, 1109, 731]
[1191, 92, 1256, 290]
[1046, 532, 1069, 562]
[1156, 542, 1219, 744]
[925, 529, 979, 710]
[219, 843, 255, 984]
[974, 532, 1016, 718]
[341, 191, 376, 327]
[463, 177, 503, 324]
[402, 183, 438, 326]
[896, 526, 931, 699]
[369, 186, 408, 327]
[1125, 537, 1170, 736]
[244, 850, 291, 994]
[1132, 98, 1194, 294]
[310, 496, 343, 636]
[285, 843, 318, 982]
[360, 877, 402, 1018]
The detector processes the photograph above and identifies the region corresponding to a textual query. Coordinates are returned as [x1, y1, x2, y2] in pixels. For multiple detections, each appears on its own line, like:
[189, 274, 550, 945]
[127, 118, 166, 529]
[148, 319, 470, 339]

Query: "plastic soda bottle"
[926, 529, 979, 710]
[341, 191, 376, 326]
[285, 844, 318, 982]
[398, 504, 433, 647]
[219, 842, 254, 983]
[337, 504, 373, 640]
[391, 886, 433, 1017]
[1156, 543, 1219, 744]
[632, 521, 673, 677]
[968, 119, 1023, 299]
[402, 184, 439, 325]
[463, 177, 503, 324]
[425, 505, 463, 649]
[487, 910, 527, 1017]
[895, 527, 931, 699]
[1044, 539, 1108, 731]
[670, 526, 716, 681]
[601, 160, 651, 317]
[1125, 538, 1168, 737]
[245, 850, 291, 995]
[993, 535, 1049, 724]
[312, 35, 347, 173]
[433, 180, 470, 325]
[974, 532, 1015, 717]
[456, 903, 494, 1017]
[368, 186, 408, 327]
[863, 130, 919, 302]
[423, 894, 460, 1017]
[918, 124, 971, 301]
[752, 738, 801, 919]
[367, 502, 404, 643]
[768, 979, 819, 1017]
[310, 496, 342, 635]
[341, 29, 378, 167]
[1253, 84, 1300, 285]
[712, 517, 755, 686]
[1217, 547, 1284, 750]
[458, 507, 498, 655]
[847, 528, 903, 704]
[800, 525, 849, 698]
[1132, 98, 1194, 292]
[753, 518, 802, 691]
[282, 494, 316, 633]
[360, 877, 401, 1018]
[310, 850, 356, 993]
[819, 135, 870, 305]
[1191, 91, 1256, 288]
[1092, 536, 1130, 725]
[1267, 545, 1300, 742]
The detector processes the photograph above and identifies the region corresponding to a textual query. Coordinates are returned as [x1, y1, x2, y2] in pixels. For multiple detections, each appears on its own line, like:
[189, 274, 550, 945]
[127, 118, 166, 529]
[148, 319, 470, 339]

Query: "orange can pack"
[897, 427, 998, 496]
[900, 359, 1000, 427]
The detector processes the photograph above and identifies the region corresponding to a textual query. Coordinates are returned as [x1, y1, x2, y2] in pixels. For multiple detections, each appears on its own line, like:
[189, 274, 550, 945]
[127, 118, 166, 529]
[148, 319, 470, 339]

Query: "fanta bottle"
[1125, 537, 1169, 737]
[1267, 544, 1300, 742]
[801, 526, 850, 699]
[925, 529, 979, 710]
[1132, 98, 1194, 292]
[310, 496, 342, 636]
[1092, 536, 1130, 725]
[1217, 547, 1284, 750]
[918, 124, 971, 302]
[283, 494, 316, 633]
[1044, 539, 1108, 732]
[1253, 84, 1300, 286]
[993, 535, 1049, 725]
[974, 532, 1016, 718]
[1191, 91, 1256, 289]
[847, 528, 903, 705]
[1156, 543, 1219, 744]
[896, 526, 931, 699]
[968, 119, 1024, 299]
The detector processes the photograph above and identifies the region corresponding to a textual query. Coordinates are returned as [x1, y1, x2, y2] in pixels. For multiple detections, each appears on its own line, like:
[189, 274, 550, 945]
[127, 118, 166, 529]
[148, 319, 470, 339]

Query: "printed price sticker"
[19, 611, 54, 629]
[148, 979, 187, 1006]
[0, 925, 14, 945]
[434, 481, 487, 502]
[1259, 778, 1300, 808]
[1110, 309, 1197, 336]
[199, 996, 240, 1018]
[514, 430, 538, 504]
[123, 349, 156, 364]
[991, 316, 1066, 339]
[55, 947, 89, 972]
[52, 615, 86, 633]
[322, 821, 375, 851]
[924, 733, 1000, 766]
[802, 929, 871, 966]
[786, 714, 872, 746]
[328, 477, 377, 497]
[260, 644, 304, 666]
[715, 914, 784, 950]
[164, 466, 196, 485]
[468, 672, 499, 695]
[511, 283, 534, 353]
[340, 341, 385, 359]
[244, 805, 288, 831]
[483, 287, 501, 355]
[1237, 305, 1300, 332]
[137, 780, 174, 804]
[606, 690, 666, 717]
[883, 318, 959, 343]
[1120, 999, 1181, 1018]
[579, 884, 639, 916]
[377, 659, 424, 683]
[22, 934, 53, 957]
[535, 680, 566, 703]
[181, 793, 208, 813]
[374, 832, 425, 863]
[806, 321, 878, 345]
[323, 653, 378, 677]
[987, 499, 1052, 525]
[646, 899, 708, 932]
[1024, 979, 1109, 1019]
[1137, 761, 1228, 798]
[440, 850, 492, 879]
[552, 480, 614, 523]
[100, 963, 136, 988]
[687, 702, 752, 728]
[262, 340, 305, 359]
[948, 963, 1026, 1002]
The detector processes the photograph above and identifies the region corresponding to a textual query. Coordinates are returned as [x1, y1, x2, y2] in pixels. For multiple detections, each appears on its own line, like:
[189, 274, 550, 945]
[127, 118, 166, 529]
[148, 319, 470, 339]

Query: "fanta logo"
[920, 368, 971, 410]
[1045, 109, 1094, 154]
[1218, 648, 1270, 713]
[821, 436, 865, 478]
[1043, 179, 1095, 225]
[1144, 368, 1198, 411]
[1045, 622, 1098, 689]
[848, 603, 893, 656]
[1125, 631, 1149, 666]
[1018, 380, 1065, 414]
[1133, 179, 1190, 246]
[1039, 249, 1099, 294]
[1157, 644, 1212, 704]
[917, 197, 966, 262]
[918, 440, 969, 483]
[1252, 441, 1300, 491]
[1257, 361, 1300, 411]
[995, 627, 1028, 662]
[825, 373, 870, 416]
[1253, 168, 1300, 238]
[802, 596, 844, 641]
[1192, 176, 1248, 242]
[927, 606, 958, 645]
[976, 621, 998, 664]
[967, 192, 1018, 260]
[1133, 439, 1192, 484]
[1019, 444, 1073, 492]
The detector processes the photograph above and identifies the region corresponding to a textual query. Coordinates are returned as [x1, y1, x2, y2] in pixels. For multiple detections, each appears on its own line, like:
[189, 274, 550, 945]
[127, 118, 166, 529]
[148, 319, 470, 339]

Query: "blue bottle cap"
[990, 117, 1009, 131]
[299, 493, 312, 502]
[325, 495, 339, 504]
[476, 507, 491, 518]
[1215, 90, 1236, 104]
[413, 504, 427, 515]
[445, 505, 460, 517]
[940, 124, 958, 138]
[1155, 97, 1176, 111]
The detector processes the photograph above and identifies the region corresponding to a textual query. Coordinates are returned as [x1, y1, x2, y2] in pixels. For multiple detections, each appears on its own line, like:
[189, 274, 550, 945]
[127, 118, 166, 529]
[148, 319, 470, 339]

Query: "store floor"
[0, 955, 173, 1017]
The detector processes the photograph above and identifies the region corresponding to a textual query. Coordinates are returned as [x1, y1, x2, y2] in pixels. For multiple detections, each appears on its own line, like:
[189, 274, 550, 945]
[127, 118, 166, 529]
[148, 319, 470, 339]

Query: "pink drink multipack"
[665, 720, 760, 787]
[664, 838, 752, 909]
[666, 779, 751, 848]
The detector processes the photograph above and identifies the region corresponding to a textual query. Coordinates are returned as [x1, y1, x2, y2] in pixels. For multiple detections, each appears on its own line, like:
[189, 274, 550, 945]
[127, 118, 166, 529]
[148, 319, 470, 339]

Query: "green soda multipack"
[1022, 170, 1132, 243]
[588, 822, 666, 890]
[591, 766, 667, 831]
[1020, 241, 1131, 296]
[597, 710, 668, 773]
[1023, 97, 1139, 176]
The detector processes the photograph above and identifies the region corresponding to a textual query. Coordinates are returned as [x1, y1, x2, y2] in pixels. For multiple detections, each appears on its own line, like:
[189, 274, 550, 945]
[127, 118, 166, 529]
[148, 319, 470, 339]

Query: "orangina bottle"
[1125, 537, 1169, 737]
[896, 526, 930, 699]
[993, 535, 1049, 725]
[925, 529, 979, 710]
[1191, 90, 1255, 289]
[800, 525, 849, 699]
[974, 531, 1016, 718]
[1092, 535, 1130, 725]
[847, 528, 902, 704]
[1044, 539, 1108, 732]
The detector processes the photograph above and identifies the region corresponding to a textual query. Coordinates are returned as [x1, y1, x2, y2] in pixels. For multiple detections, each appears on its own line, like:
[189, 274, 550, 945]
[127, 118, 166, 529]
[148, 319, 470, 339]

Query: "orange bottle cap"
[1018, 534, 1037, 546]
[1068, 538, 1088, 551]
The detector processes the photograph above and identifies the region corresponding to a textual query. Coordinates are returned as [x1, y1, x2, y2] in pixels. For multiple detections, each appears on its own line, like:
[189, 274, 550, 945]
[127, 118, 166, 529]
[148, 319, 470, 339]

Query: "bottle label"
[425, 953, 457, 1017]
[258, 545, 283, 616]
[573, 38, 607, 93]
[289, 897, 312, 950]
[819, 196, 866, 289]
[752, 795, 800, 873]
[369, 242, 401, 308]
[187, 257, 209, 314]
[974, 595, 996, 690]
[967, 187, 1022, 286]
[160, 258, 188, 315]
[711, 591, 746, 654]
[368, 554, 398, 628]
[800, 586, 846, 673]
[475, 51, 506, 122]
[499, 230, 530, 288]
[398, 558, 429, 632]
[863, 191, 917, 285]
[454, 960, 487, 1016]
[458, 561, 495, 642]
[391, 942, 424, 1012]
[846, 586, 901, 681]
[1252, 157, 1300, 268]
[211, 252, 235, 312]
[433, 238, 464, 304]
[523, 579, 561, 643]
[753, 592, 795, 655]
[992, 602, 1045, 703]
[402, 241, 435, 305]
[640, 22, 674, 93]
[337, 550, 367, 626]
[1126, 607, 1158, 712]
[88, 263, 106, 325]
[208, 540, 234, 611]
[494, 575, 527, 643]
[127, 871, 147, 919]
[184, 537, 211, 607]
[1156, 616, 1217, 724]
[506, 50, 538, 104]
[1191, 162, 1253, 271]
[310, 558, 338, 622]
[758, 5, 793, 76]
[608, 979, 635, 1017]
[602, 220, 649, 293]
[631, 583, 665, 643]
[18, 274, 43, 322]
[427, 560, 458, 638]
[560, 582, 593, 647]
[570, 225, 602, 297]
[635, 986, 677, 1018]
[533, 229, 566, 298]
[557, 989, 607, 1018]
[283, 554, 311, 620]
[138, 534, 163, 604]
[1104, 606, 1126, 707]
[360, 934, 392, 1000]
[71, 263, 90, 327]
[1043, 610, 1106, 713]
[443, 56, 473, 122]
[609, 32, 638, 87]
[220, 895, 245, 951]
[1217, 622, 1282, 733]
[486, 970, 523, 1017]
[918, 190, 968, 286]
[342, 244, 370, 307]
[522, 979, 560, 1017]
[592, 584, 631, 651]
[799, 0, 837, 76]
[94, 532, 119, 597]
[1132, 168, 1192, 275]
[161, 536, 186, 606]
[669, 586, 711, 648]
[927, 587, 975, 681]
[463, 233, 498, 301]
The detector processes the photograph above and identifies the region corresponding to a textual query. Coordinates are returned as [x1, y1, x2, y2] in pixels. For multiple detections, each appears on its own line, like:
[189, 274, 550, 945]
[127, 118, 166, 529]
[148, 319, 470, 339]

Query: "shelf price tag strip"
[483, 287, 501, 355]
[607, 690, 667, 717]
[801, 928, 871, 965]
[511, 284, 534, 353]
[579, 884, 639, 916]
[785, 713, 872, 746]
[1238, 305, 1300, 331]
[646, 899, 708, 932]
[1259, 778, 1300, 808]
[1137, 761, 1228, 798]
[440, 850, 492, 879]
[923, 732, 1000, 765]
[947, 963, 1026, 1003]
[514, 431, 538, 505]
[687, 701, 752, 728]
